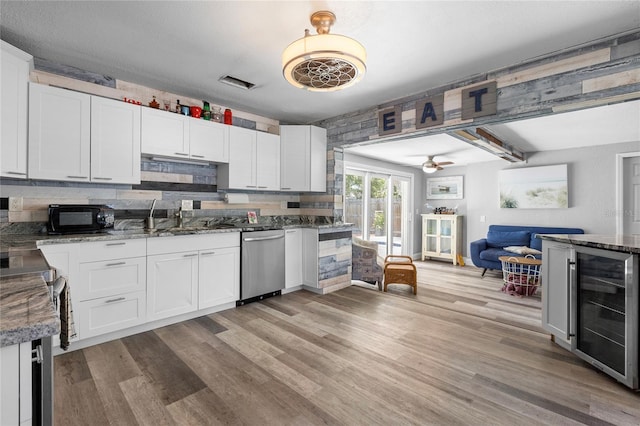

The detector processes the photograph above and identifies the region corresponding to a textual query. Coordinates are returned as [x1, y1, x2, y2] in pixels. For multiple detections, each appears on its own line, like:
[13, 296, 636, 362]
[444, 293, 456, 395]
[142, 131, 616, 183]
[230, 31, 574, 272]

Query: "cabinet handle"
[105, 297, 126, 304]
[286, 230, 296, 233]
[183, 253, 198, 257]
[6, 171, 27, 176]
[201, 251, 216, 256]
[67, 175, 88, 179]
[281, 187, 292, 190]
[174, 152, 189, 156]
[93, 177, 113, 181]
[106, 262, 126, 267]
[106, 242, 126, 246]
[245, 185, 257, 188]
[191, 154, 205, 158]
[258, 186, 268, 189]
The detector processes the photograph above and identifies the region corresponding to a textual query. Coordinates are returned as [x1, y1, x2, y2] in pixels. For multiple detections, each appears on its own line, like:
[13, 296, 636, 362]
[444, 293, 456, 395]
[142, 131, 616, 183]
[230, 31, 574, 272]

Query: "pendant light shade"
[282, 11, 366, 91]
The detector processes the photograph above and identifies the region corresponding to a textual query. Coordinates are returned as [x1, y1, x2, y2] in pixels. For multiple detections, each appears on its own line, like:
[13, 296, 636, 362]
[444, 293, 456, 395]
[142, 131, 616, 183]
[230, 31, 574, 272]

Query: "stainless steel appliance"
[570, 246, 638, 389]
[238, 229, 285, 305]
[48, 204, 114, 234]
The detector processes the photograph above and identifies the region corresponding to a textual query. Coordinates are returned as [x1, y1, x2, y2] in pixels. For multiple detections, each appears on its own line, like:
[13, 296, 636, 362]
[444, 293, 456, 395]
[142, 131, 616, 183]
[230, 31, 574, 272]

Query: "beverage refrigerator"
[571, 246, 638, 389]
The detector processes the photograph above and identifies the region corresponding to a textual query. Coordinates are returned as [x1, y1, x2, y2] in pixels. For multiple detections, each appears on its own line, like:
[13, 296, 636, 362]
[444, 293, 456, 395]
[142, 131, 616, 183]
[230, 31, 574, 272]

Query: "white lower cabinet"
[78, 291, 147, 339]
[302, 229, 319, 288]
[285, 229, 303, 288]
[199, 247, 240, 309]
[147, 251, 199, 321]
[0, 342, 32, 425]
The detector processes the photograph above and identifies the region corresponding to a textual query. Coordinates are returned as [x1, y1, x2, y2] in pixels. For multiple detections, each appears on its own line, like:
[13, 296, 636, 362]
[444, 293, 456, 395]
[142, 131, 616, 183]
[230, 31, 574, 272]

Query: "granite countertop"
[537, 234, 640, 254]
[0, 273, 60, 347]
[1, 223, 354, 251]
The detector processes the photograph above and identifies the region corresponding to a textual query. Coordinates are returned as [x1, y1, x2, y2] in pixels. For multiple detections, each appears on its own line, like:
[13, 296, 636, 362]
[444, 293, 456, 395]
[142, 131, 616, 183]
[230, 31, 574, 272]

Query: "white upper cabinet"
[91, 96, 141, 184]
[218, 127, 280, 191]
[280, 125, 327, 192]
[28, 83, 142, 184]
[141, 108, 229, 163]
[28, 83, 91, 182]
[0, 41, 32, 179]
[141, 107, 190, 158]
[256, 131, 280, 190]
[190, 119, 229, 162]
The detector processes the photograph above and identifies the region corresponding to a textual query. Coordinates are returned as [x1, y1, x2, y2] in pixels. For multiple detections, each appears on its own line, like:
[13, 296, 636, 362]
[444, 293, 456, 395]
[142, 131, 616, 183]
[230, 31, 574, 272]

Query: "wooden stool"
[383, 256, 417, 294]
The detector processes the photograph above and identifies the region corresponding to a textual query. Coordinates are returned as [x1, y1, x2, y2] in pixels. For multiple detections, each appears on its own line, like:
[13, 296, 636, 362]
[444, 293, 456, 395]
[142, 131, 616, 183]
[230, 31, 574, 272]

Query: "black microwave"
[48, 204, 115, 235]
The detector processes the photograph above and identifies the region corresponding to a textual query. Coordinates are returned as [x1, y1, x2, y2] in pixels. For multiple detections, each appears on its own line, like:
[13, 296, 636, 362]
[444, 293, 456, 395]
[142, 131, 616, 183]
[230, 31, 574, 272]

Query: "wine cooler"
[571, 246, 638, 389]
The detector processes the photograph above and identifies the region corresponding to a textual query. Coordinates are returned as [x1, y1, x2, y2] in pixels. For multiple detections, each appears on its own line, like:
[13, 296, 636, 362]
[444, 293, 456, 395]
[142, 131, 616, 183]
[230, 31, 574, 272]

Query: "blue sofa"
[470, 224, 584, 276]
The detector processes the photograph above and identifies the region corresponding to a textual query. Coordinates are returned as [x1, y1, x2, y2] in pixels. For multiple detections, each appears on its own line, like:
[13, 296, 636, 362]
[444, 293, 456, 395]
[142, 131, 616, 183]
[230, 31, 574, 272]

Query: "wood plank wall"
[315, 31, 640, 222]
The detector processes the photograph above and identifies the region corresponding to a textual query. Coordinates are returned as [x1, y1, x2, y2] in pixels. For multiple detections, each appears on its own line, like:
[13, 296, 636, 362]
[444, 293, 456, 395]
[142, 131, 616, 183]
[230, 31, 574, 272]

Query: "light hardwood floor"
[54, 260, 640, 425]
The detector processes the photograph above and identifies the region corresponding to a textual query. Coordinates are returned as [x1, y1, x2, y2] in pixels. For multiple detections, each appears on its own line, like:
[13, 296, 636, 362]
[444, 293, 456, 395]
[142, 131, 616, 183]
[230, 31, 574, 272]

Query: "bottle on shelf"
[224, 108, 232, 125]
[203, 101, 211, 120]
[212, 106, 222, 123]
[175, 99, 181, 113]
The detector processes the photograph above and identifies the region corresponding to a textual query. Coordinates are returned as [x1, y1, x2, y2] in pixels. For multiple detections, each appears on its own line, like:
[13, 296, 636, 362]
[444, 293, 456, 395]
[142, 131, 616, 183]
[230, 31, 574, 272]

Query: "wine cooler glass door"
[572, 247, 638, 389]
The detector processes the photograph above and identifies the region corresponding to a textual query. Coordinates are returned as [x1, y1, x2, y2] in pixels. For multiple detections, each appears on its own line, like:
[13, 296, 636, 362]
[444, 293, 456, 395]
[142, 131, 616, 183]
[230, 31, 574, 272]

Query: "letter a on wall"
[415, 94, 444, 129]
[461, 81, 497, 120]
[378, 106, 403, 136]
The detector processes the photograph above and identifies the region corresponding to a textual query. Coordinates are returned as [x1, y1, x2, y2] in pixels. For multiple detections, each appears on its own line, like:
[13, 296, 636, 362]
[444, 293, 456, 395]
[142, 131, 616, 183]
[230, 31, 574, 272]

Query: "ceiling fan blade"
[437, 166, 443, 170]
[437, 161, 454, 166]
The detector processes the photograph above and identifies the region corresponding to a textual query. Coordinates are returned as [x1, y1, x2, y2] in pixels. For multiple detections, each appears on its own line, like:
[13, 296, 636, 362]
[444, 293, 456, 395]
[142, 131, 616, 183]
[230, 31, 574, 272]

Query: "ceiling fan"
[422, 156, 454, 173]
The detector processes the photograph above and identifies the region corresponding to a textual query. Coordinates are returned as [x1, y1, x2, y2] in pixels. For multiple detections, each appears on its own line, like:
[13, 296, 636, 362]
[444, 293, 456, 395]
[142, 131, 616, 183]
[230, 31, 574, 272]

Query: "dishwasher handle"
[243, 234, 284, 243]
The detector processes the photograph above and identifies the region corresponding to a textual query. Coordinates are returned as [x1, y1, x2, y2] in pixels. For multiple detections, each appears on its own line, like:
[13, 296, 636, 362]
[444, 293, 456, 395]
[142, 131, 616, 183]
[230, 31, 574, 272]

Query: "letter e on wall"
[378, 106, 402, 136]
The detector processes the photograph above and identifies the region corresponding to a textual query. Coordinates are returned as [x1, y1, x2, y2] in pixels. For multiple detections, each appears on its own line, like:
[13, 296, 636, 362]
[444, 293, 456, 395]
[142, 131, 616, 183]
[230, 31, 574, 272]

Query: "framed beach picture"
[426, 176, 464, 200]
[499, 164, 568, 208]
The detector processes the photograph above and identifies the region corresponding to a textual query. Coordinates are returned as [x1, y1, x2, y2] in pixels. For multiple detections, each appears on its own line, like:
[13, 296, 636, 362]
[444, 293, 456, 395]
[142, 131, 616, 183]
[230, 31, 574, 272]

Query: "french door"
[345, 168, 412, 257]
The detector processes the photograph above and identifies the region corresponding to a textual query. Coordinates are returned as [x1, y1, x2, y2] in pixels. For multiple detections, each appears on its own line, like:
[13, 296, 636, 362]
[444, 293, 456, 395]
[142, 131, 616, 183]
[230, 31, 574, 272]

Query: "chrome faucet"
[175, 208, 183, 228]
[146, 199, 157, 230]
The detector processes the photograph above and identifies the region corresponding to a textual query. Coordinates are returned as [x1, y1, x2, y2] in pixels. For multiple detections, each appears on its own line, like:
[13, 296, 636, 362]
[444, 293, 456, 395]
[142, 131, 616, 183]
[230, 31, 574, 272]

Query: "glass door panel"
[369, 175, 388, 258]
[426, 236, 437, 252]
[426, 219, 437, 235]
[440, 237, 452, 254]
[345, 173, 364, 240]
[440, 219, 452, 237]
[391, 177, 410, 255]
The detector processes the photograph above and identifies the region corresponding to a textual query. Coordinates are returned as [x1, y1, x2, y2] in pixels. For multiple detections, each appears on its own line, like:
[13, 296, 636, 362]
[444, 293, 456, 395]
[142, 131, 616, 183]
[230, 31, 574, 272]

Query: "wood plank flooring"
[54, 260, 640, 425]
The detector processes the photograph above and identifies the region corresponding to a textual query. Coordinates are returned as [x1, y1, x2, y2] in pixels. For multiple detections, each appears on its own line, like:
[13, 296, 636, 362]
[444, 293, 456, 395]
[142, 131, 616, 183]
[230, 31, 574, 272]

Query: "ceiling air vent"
[219, 75, 256, 90]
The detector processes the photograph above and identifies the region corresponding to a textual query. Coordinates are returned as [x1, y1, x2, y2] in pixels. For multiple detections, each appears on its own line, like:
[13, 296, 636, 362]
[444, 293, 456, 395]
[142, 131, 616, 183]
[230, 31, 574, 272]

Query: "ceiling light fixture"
[282, 11, 366, 92]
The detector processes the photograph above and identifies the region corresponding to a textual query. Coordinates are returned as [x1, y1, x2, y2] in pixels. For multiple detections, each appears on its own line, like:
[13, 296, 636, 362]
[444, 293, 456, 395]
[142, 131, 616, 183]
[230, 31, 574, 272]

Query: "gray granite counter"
[537, 234, 640, 254]
[0, 273, 60, 347]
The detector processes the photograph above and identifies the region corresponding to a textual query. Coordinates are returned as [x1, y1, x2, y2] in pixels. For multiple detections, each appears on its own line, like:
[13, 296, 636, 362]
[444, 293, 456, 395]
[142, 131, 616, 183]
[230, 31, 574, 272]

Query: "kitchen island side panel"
[317, 229, 352, 292]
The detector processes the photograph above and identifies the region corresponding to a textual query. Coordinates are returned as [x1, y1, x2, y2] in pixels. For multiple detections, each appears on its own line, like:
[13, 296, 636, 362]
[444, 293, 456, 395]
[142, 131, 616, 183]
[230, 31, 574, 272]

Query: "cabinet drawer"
[76, 239, 146, 263]
[147, 233, 240, 255]
[76, 256, 146, 301]
[77, 290, 146, 339]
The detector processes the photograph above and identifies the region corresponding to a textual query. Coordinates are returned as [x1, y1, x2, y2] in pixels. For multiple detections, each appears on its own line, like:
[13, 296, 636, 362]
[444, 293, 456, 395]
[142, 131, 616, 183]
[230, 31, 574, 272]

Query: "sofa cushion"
[486, 230, 531, 248]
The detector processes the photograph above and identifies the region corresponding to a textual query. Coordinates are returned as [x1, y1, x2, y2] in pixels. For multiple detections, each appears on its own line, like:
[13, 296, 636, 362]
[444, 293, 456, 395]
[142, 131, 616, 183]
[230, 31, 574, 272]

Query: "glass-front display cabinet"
[421, 214, 463, 265]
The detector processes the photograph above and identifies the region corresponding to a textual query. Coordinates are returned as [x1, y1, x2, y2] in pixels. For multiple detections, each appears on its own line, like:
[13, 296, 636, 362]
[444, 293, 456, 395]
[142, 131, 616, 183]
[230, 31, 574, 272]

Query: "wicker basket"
[499, 255, 541, 297]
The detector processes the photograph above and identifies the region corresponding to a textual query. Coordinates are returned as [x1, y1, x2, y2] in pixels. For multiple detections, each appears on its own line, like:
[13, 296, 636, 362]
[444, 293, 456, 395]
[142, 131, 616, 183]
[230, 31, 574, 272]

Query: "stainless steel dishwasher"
[238, 229, 285, 305]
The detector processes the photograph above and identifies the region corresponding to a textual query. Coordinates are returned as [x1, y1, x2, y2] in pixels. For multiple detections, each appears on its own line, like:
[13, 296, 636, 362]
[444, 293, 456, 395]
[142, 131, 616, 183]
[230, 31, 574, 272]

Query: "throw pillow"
[504, 246, 542, 255]
[486, 230, 531, 248]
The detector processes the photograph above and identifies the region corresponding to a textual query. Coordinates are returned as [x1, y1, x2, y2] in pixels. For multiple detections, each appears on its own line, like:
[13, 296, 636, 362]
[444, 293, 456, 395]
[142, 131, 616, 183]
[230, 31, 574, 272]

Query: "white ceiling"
[1, 0, 638, 125]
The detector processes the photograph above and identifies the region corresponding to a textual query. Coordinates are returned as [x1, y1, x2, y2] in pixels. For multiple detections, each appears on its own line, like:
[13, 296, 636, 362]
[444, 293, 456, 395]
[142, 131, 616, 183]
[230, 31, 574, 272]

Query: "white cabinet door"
[77, 291, 146, 339]
[285, 229, 303, 288]
[280, 125, 310, 191]
[1, 41, 31, 179]
[147, 252, 198, 321]
[28, 84, 91, 182]
[541, 240, 573, 349]
[0, 342, 32, 425]
[309, 125, 327, 192]
[141, 107, 189, 158]
[76, 257, 146, 301]
[256, 132, 280, 190]
[198, 247, 240, 309]
[219, 126, 257, 189]
[302, 228, 319, 287]
[91, 96, 141, 184]
[190, 119, 229, 163]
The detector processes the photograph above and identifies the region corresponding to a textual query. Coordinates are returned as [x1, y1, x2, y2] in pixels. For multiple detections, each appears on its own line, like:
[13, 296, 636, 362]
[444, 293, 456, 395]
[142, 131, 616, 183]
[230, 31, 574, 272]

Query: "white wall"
[462, 141, 639, 251]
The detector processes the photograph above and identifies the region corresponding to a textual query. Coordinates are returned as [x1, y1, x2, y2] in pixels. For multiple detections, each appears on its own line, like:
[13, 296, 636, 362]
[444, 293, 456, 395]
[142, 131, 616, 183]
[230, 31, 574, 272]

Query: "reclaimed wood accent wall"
[315, 31, 640, 222]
